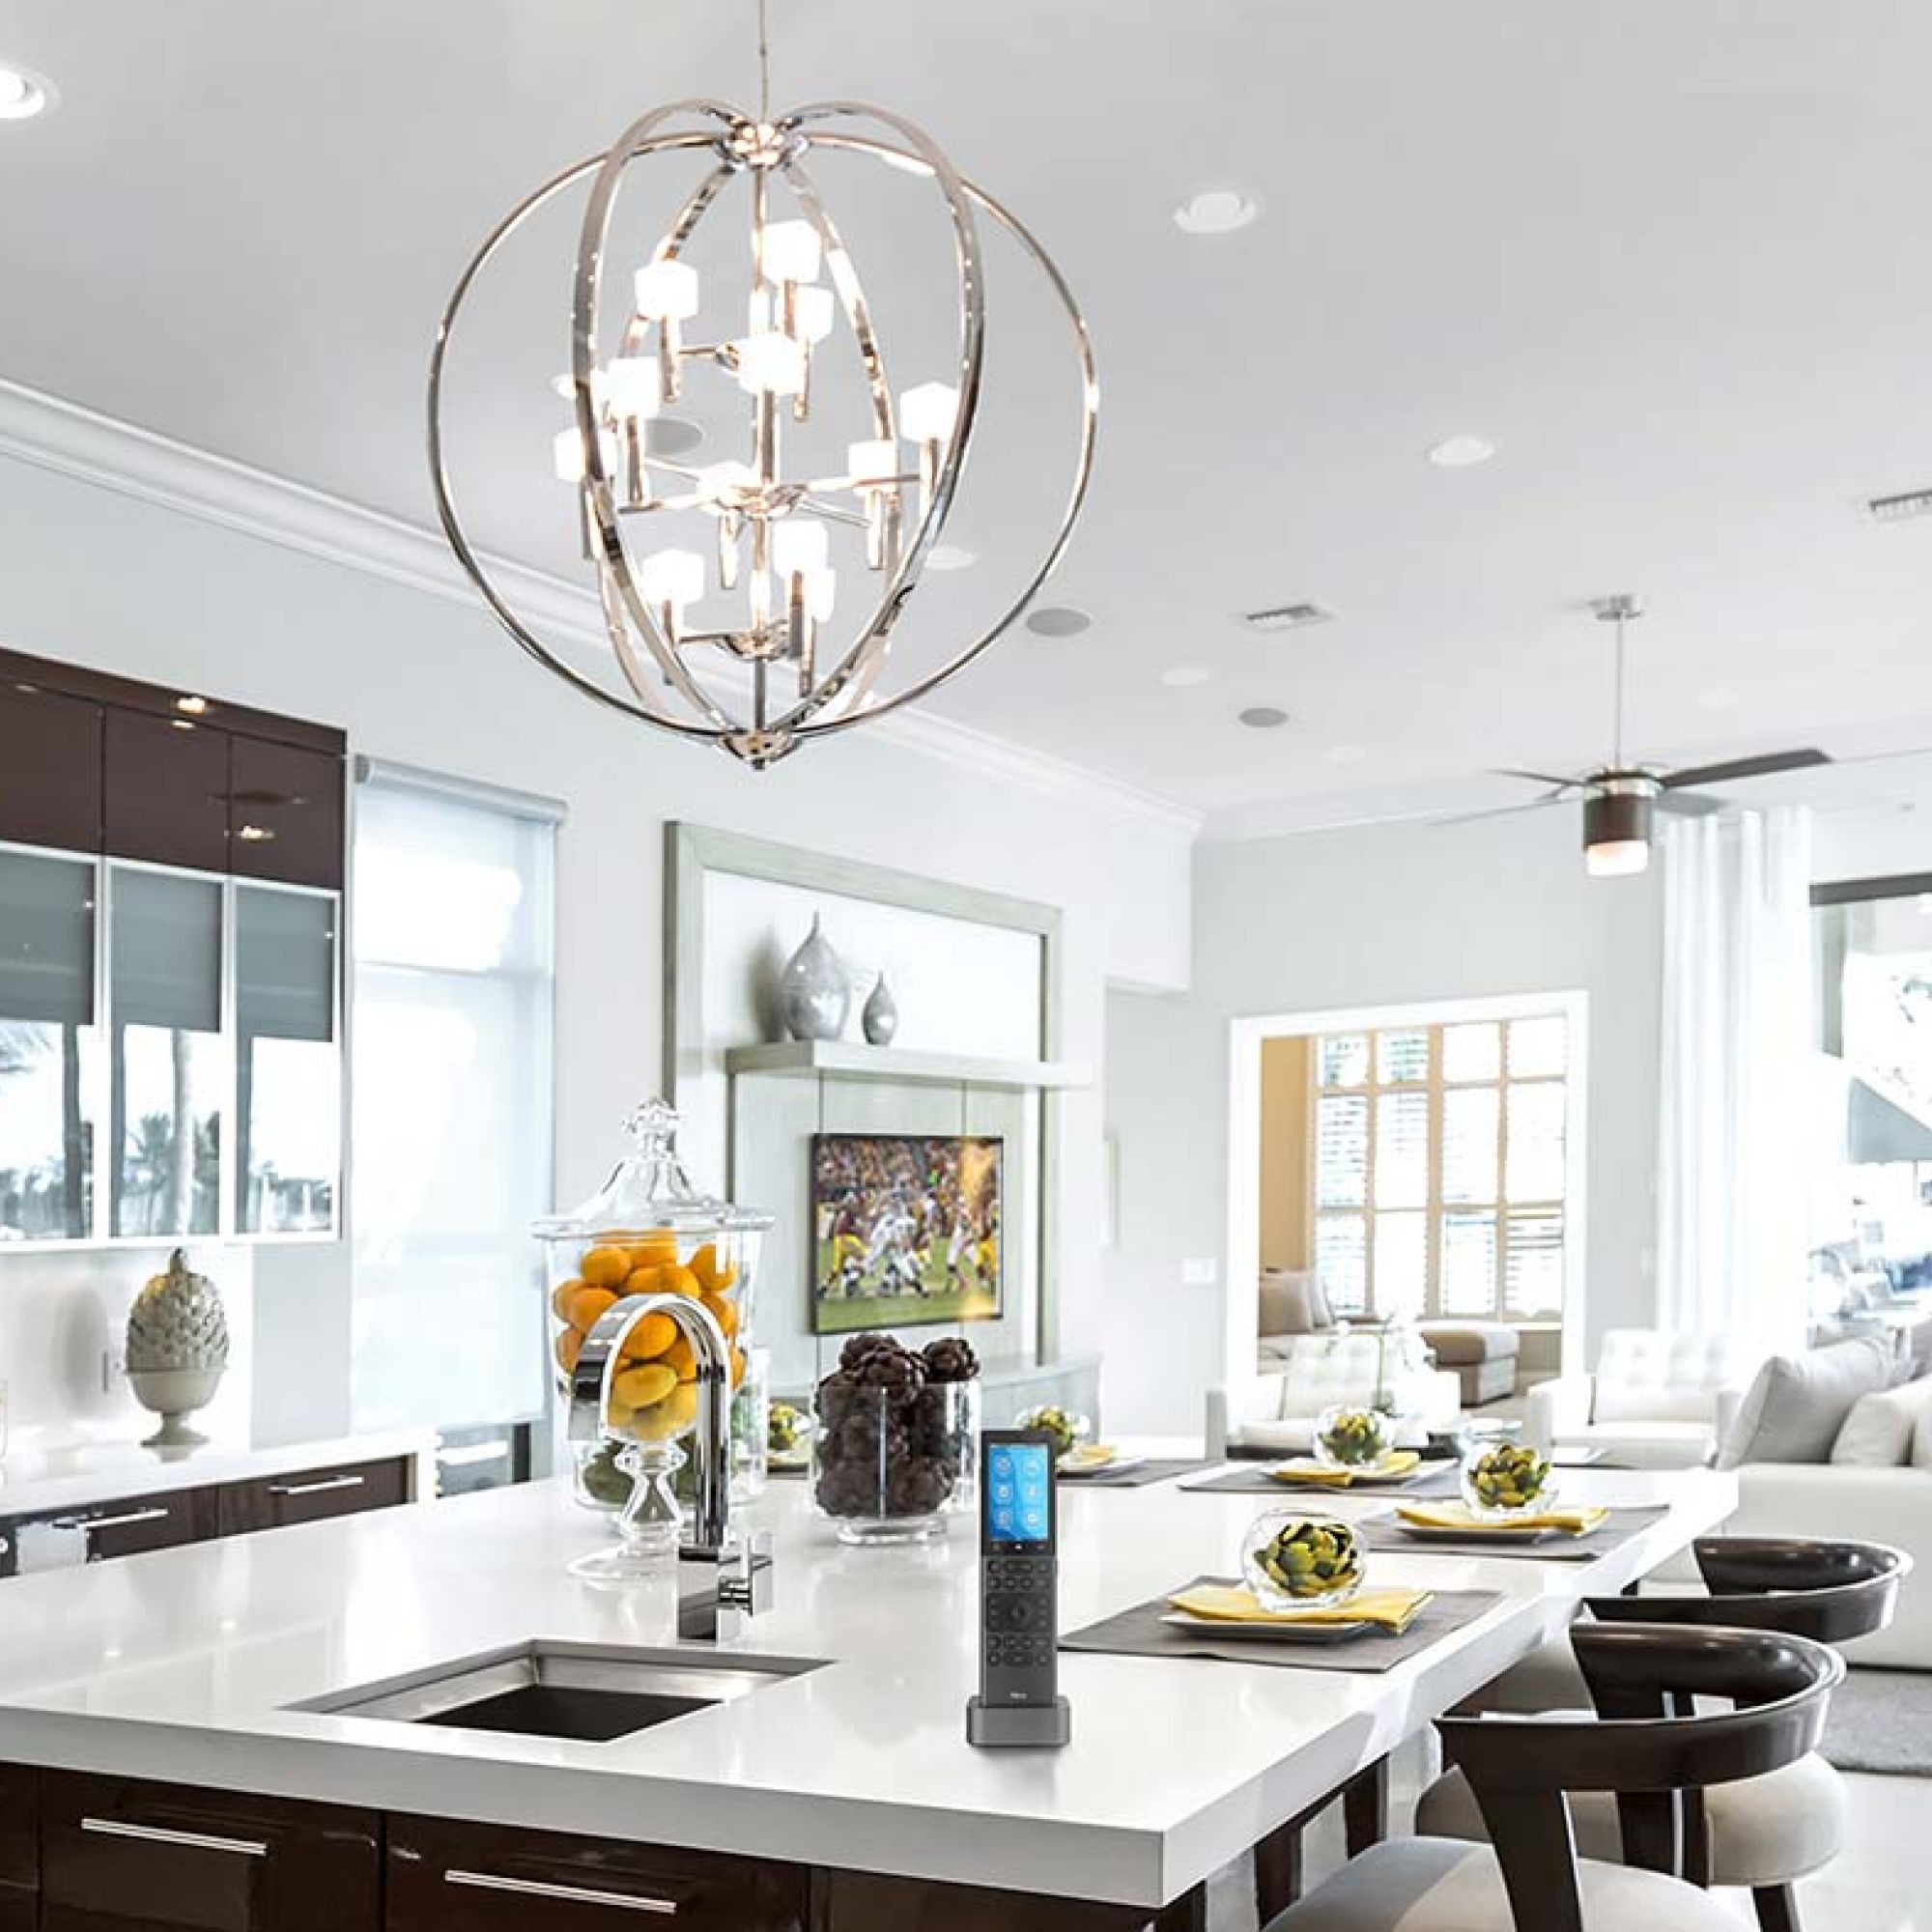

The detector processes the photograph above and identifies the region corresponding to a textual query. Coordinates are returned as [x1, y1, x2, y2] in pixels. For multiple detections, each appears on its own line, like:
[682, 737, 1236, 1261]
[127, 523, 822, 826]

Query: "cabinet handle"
[54, 1507, 171, 1535]
[444, 1870, 678, 1916]
[266, 1473, 365, 1498]
[80, 1817, 269, 1859]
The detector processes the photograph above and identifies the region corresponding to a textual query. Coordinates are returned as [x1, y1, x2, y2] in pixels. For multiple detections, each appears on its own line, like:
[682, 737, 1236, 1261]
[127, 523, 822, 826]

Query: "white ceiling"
[5, 0, 1932, 831]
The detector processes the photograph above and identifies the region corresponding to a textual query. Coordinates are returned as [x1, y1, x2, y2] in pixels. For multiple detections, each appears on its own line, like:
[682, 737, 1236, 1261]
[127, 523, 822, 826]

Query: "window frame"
[1306, 1012, 1573, 1322]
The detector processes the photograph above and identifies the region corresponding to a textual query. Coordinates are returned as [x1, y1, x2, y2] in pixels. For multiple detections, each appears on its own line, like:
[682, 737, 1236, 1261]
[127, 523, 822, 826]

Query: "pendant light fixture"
[428, 1, 1097, 769]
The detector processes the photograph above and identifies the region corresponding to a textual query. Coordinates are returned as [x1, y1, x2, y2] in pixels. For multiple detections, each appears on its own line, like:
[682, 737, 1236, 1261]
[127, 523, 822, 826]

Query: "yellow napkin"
[1168, 1583, 1433, 1634]
[1268, 1451, 1421, 1487]
[1395, 1502, 1609, 1536]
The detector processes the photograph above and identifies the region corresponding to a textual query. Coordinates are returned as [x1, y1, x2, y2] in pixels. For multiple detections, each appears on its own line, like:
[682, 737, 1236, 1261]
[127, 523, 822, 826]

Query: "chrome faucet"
[567, 1292, 772, 1638]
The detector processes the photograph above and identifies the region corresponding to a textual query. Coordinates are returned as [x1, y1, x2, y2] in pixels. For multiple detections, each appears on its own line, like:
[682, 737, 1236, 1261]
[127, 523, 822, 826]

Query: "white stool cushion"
[1264, 1837, 1736, 1932]
[1415, 1749, 1848, 1887]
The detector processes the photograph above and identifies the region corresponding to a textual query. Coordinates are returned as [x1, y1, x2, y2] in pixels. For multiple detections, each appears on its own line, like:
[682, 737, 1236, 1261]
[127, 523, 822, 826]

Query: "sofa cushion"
[1717, 1336, 1893, 1469]
[1260, 1269, 1328, 1338]
[1592, 1329, 1755, 1424]
[1832, 1377, 1932, 1467]
[1418, 1321, 1520, 1370]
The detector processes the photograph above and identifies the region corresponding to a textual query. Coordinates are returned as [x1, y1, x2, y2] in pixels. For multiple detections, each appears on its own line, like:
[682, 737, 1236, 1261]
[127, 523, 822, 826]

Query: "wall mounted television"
[810, 1133, 1004, 1335]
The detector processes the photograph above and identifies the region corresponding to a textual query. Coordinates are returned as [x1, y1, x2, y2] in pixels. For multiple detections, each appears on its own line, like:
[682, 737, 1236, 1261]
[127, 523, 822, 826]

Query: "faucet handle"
[676, 1531, 775, 1643]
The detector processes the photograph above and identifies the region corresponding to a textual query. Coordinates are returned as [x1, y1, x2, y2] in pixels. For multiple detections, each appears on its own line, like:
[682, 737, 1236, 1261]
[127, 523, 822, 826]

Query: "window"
[350, 769, 559, 1432]
[1310, 1012, 1572, 1321]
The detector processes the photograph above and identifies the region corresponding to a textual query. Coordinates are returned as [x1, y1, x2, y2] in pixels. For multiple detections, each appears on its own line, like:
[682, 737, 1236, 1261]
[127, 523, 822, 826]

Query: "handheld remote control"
[966, 1428, 1071, 1747]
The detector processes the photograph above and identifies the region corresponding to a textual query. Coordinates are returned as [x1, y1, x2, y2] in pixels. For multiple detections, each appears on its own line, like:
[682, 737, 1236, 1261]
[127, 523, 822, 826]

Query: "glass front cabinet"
[0, 648, 345, 1247]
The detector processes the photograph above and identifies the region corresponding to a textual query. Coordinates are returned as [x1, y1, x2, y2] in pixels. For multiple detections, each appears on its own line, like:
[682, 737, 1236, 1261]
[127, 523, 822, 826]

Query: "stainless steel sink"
[299, 1643, 820, 1744]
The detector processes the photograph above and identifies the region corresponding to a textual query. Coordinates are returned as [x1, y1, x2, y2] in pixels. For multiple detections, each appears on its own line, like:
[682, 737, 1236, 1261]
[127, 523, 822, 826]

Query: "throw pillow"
[1259, 1269, 1320, 1338]
[1831, 1378, 1932, 1466]
[1307, 1273, 1336, 1329]
[1715, 1335, 1893, 1469]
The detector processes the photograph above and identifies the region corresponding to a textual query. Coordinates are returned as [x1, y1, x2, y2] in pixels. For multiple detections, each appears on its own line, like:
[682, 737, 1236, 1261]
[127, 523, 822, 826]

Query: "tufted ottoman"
[1418, 1321, 1520, 1407]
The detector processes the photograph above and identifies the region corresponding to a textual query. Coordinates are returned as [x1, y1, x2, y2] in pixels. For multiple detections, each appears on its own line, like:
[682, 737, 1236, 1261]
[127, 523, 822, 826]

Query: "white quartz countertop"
[0, 1463, 1736, 1909]
[0, 1426, 437, 1520]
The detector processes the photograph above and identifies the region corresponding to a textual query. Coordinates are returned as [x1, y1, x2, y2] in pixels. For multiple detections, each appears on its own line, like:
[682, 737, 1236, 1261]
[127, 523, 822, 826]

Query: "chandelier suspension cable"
[755, 0, 772, 121]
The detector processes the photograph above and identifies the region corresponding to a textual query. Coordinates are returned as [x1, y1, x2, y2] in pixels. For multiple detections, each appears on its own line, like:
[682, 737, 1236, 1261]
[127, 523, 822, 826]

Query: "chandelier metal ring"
[428, 91, 1096, 769]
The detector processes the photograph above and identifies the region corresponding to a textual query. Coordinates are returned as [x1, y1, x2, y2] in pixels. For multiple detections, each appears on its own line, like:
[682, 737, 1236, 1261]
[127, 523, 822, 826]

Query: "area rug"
[1822, 1666, 1932, 1776]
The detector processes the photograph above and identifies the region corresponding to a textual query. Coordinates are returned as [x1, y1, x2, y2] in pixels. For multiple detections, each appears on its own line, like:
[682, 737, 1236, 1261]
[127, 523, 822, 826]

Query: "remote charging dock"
[966, 1694, 1072, 1748]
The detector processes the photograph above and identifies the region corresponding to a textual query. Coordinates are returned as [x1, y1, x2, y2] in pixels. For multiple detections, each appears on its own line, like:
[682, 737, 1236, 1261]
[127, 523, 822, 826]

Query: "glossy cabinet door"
[102, 711, 231, 873]
[0, 1762, 34, 1932]
[234, 885, 339, 1235]
[214, 1456, 411, 1537]
[387, 1813, 809, 1932]
[40, 1770, 380, 1932]
[0, 848, 101, 1239]
[108, 867, 224, 1239]
[0, 681, 102, 852]
[229, 739, 344, 890]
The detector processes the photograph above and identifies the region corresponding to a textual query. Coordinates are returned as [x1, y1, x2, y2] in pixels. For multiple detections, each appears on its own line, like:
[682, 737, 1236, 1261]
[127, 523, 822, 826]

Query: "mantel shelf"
[724, 1038, 1092, 1092]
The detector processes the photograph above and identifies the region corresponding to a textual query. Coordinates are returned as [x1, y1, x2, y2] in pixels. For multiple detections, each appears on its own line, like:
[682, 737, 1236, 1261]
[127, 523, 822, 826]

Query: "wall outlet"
[1180, 1258, 1218, 1288]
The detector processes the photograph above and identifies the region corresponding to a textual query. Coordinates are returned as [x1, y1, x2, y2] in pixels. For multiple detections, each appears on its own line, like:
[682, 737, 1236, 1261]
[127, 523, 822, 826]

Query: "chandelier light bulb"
[792, 285, 836, 344]
[761, 218, 823, 284]
[553, 425, 618, 482]
[845, 439, 898, 486]
[801, 564, 837, 622]
[638, 548, 706, 610]
[899, 383, 959, 444]
[603, 357, 662, 419]
[736, 329, 809, 396]
[773, 518, 831, 576]
[634, 259, 700, 321]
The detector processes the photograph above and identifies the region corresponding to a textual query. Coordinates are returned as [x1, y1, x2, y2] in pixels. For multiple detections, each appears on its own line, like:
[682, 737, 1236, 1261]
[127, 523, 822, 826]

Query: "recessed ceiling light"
[645, 415, 705, 458]
[1161, 665, 1210, 688]
[1173, 187, 1262, 236]
[1426, 434, 1496, 469]
[1324, 744, 1367, 765]
[0, 65, 54, 122]
[1025, 606, 1093, 639]
[1238, 705, 1290, 730]
[926, 543, 977, 572]
[175, 695, 211, 716]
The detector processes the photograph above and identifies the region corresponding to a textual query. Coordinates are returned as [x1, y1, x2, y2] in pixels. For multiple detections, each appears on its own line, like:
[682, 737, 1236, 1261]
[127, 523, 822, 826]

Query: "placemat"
[1058, 1458, 1217, 1489]
[1061, 1577, 1504, 1674]
[1353, 1502, 1671, 1562]
[1179, 1464, 1463, 1499]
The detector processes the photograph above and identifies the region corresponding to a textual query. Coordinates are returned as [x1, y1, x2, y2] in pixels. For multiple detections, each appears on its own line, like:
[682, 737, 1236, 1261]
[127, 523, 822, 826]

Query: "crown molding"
[0, 376, 1203, 838]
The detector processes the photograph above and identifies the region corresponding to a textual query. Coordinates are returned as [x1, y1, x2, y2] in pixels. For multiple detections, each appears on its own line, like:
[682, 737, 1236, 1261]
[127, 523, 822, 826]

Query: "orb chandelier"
[428, 3, 1097, 769]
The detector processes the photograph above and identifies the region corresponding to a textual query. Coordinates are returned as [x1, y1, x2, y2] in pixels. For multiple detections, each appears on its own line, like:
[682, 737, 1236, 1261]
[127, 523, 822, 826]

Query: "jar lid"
[533, 1099, 774, 1239]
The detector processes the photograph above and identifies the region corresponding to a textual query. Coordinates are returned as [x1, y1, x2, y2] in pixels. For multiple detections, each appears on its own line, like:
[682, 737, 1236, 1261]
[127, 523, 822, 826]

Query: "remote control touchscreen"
[985, 1441, 1052, 1546]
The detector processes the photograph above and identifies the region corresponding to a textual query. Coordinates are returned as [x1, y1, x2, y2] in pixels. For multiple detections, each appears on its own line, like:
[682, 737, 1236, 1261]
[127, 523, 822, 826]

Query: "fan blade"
[1661, 749, 1831, 790]
[1653, 789, 1724, 818]
[1488, 767, 1584, 790]
[1434, 798, 1571, 826]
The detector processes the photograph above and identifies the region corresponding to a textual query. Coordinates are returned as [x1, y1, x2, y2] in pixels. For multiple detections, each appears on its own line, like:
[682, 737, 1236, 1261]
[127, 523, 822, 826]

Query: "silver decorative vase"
[780, 916, 850, 1041]
[862, 973, 899, 1046]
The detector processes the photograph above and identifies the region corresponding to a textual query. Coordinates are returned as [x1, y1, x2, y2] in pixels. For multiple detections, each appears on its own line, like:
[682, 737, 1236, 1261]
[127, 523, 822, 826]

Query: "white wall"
[1103, 810, 1664, 1433]
[0, 448, 1193, 1445]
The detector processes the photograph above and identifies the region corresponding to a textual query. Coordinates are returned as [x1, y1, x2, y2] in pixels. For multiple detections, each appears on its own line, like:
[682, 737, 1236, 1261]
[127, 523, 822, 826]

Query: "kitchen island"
[0, 1463, 1735, 1926]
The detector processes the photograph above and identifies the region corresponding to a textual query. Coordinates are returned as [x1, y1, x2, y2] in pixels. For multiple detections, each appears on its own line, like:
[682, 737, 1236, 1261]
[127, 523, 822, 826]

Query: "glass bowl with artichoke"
[1240, 1511, 1366, 1612]
[1461, 1441, 1555, 1520]
[1013, 1404, 1091, 1463]
[1313, 1404, 1396, 1470]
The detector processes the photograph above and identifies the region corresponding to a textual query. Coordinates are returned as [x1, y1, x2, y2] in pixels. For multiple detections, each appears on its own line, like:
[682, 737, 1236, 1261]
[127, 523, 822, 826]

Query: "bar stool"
[1414, 1538, 1906, 1932]
[1264, 1621, 1843, 1932]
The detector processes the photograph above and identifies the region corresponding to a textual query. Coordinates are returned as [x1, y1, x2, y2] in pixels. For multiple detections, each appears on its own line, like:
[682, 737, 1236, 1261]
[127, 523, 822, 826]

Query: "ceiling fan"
[1463, 595, 1831, 877]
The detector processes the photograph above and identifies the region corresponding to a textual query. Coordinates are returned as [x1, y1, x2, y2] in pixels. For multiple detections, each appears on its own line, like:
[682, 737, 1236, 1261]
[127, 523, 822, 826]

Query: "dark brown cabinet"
[0, 679, 103, 853]
[228, 737, 344, 890]
[103, 709, 233, 873]
[388, 1813, 808, 1932]
[74, 1486, 216, 1564]
[41, 1770, 380, 1932]
[0, 1762, 35, 1932]
[215, 1457, 411, 1538]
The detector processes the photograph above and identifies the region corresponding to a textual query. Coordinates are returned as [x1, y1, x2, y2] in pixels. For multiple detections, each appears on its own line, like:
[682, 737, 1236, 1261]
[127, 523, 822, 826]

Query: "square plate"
[1392, 1519, 1585, 1544]
[1158, 1611, 1372, 1643]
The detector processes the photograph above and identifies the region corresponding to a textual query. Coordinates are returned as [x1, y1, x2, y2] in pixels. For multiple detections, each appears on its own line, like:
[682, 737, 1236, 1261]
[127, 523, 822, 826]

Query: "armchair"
[1524, 1328, 1756, 1469]
[1208, 1332, 1462, 1457]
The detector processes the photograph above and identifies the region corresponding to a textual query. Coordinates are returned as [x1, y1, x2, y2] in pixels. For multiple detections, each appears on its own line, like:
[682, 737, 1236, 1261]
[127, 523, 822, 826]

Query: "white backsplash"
[0, 1243, 254, 1451]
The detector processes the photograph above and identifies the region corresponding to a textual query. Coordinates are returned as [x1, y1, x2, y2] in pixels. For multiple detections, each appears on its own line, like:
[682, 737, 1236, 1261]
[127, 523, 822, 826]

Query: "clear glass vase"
[1240, 1510, 1367, 1611]
[811, 1378, 980, 1544]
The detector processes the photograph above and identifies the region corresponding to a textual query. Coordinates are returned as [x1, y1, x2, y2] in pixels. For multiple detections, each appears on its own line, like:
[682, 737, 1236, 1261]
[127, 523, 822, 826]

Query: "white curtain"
[1656, 807, 1815, 1354]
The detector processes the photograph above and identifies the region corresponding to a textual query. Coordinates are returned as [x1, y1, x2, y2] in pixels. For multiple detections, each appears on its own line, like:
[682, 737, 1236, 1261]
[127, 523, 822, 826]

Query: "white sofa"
[1524, 1328, 1756, 1469]
[1207, 1335, 1463, 1457]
